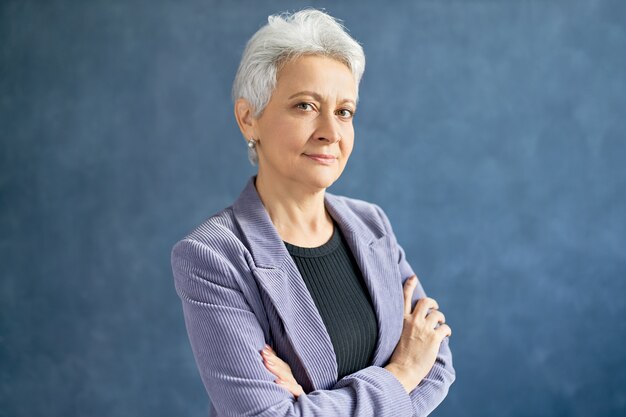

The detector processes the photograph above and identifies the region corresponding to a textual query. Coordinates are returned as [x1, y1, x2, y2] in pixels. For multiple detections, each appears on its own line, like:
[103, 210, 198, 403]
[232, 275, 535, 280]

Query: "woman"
[171, 9, 454, 417]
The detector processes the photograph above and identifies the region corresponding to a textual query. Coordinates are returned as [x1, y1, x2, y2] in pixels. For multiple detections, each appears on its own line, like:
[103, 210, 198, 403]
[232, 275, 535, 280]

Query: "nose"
[314, 111, 342, 143]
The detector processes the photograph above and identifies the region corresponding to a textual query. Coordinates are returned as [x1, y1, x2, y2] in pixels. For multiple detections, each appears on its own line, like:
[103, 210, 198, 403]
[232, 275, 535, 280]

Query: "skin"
[234, 54, 356, 247]
[234, 55, 451, 398]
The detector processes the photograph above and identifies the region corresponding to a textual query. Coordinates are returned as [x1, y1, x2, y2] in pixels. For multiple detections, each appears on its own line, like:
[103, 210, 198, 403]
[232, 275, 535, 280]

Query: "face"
[242, 55, 357, 192]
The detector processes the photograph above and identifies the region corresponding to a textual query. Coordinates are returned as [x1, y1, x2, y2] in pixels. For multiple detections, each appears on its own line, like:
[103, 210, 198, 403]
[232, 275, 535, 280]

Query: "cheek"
[341, 133, 355, 156]
[275, 118, 309, 142]
[262, 122, 304, 153]
[342, 125, 355, 146]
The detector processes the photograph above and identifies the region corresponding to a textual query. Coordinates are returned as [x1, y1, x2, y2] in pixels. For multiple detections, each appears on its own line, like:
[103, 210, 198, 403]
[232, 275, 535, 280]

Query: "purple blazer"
[171, 177, 455, 417]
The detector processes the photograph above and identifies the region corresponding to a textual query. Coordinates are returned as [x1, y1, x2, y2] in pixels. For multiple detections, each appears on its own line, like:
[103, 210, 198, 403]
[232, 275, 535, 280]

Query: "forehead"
[274, 55, 356, 99]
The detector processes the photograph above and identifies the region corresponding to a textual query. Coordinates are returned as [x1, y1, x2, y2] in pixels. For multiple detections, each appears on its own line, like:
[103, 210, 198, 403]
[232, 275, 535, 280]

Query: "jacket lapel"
[325, 194, 405, 367]
[232, 178, 337, 390]
[232, 177, 403, 390]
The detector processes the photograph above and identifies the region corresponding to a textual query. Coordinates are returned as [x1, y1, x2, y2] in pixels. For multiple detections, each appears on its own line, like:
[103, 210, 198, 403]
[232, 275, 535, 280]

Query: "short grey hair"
[232, 9, 366, 117]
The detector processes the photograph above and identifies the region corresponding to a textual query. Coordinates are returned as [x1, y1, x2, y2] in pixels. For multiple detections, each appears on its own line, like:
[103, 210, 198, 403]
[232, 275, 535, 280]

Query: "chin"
[302, 169, 343, 191]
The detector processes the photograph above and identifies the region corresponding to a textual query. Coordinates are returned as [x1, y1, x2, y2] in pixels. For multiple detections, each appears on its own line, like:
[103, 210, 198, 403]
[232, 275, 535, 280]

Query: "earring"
[247, 138, 258, 166]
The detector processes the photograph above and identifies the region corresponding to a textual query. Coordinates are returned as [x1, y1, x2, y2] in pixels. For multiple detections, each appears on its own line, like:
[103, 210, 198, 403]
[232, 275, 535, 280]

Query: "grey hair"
[232, 9, 365, 117]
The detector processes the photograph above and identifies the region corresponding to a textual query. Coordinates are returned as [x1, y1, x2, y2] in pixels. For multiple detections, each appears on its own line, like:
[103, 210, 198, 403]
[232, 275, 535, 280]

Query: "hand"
[385, 275, 452, 393]
[261, 344, 305, 398]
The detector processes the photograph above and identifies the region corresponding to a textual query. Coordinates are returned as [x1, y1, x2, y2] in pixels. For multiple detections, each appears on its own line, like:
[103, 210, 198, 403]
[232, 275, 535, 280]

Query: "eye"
[296, 102, 314, 111]
[336, 108, 355, 119]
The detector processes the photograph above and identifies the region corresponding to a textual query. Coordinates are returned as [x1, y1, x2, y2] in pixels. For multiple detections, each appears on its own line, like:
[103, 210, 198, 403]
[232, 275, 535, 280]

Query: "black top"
[284, 223, 379, 380]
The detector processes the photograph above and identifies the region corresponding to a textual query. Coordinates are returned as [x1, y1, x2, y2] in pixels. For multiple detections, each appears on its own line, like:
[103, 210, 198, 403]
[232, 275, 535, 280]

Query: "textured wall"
[1, 1, 625, 416]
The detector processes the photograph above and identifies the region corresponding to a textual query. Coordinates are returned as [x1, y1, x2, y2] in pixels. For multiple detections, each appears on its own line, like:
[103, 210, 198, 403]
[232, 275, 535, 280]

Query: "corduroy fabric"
[171, 176, 455, 417]
[284, 224, 378, 381]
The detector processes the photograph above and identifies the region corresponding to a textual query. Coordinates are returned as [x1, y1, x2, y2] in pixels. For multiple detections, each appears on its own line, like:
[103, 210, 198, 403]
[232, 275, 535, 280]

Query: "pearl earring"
[247, 138, 258, 166]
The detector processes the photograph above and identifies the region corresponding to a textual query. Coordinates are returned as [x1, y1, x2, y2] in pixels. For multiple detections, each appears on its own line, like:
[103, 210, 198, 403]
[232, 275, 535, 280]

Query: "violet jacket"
[171, 177, 455, 417]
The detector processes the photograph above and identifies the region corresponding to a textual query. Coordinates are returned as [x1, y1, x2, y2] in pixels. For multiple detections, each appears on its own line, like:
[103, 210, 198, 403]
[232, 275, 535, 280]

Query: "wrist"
[384, 363, 413, 394]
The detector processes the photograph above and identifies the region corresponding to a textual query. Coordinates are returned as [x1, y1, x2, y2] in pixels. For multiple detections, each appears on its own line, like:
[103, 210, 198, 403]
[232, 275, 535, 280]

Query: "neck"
[255, 171, 333, 247]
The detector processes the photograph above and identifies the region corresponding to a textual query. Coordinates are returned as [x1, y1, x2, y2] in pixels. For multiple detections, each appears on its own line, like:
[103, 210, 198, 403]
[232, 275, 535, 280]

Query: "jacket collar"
[232, 176, 379, 269]
[231, 176, 399, 390]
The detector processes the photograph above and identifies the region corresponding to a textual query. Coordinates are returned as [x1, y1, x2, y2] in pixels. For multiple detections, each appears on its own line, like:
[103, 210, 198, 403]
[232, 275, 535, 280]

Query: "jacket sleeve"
[171, 237, 415, 417]
[373, 205, 456, 417]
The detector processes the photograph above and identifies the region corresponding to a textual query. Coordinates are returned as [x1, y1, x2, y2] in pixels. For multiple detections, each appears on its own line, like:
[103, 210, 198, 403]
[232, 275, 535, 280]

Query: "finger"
[262, 350, 297, 381]
[435, 323, 452, 338]
[413, 297, 439, 319]
[264, 360, 294, 383]
[276, 378, 305, 398]
[425, 310, 446, 328]
[261, 347, 304, 398]
[262, 353, 289, 375]
[263, 350, 291, 371]
[403, 276, 418, 316]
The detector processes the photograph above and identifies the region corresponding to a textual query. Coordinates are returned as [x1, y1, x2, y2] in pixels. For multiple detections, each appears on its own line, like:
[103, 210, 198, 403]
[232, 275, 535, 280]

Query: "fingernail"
[266, 359, 275, 365]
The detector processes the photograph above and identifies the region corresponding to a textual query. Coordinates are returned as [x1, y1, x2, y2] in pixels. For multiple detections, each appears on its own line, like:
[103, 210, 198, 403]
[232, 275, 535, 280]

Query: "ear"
[234, 98, 258, 141]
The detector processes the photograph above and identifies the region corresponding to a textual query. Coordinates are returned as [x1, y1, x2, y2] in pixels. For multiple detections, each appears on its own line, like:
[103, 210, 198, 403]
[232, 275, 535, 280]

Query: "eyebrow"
[288, 91, 356, 106]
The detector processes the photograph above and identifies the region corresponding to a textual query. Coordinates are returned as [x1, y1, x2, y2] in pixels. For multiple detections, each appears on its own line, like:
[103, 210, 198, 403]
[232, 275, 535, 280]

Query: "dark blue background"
[2, 1, 625, 416]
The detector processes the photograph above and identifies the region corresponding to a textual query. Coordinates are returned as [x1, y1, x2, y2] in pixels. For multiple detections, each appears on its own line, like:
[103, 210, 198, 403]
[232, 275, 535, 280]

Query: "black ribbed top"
[284, 224, 379, 380]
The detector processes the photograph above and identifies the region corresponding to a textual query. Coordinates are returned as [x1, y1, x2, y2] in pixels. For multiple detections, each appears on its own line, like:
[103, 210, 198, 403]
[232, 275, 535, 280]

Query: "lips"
[303, 153, 338, 165]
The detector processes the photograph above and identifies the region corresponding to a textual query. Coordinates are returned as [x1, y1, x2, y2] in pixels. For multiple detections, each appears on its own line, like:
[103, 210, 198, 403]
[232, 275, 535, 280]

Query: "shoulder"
[170, 206, 249, 281]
